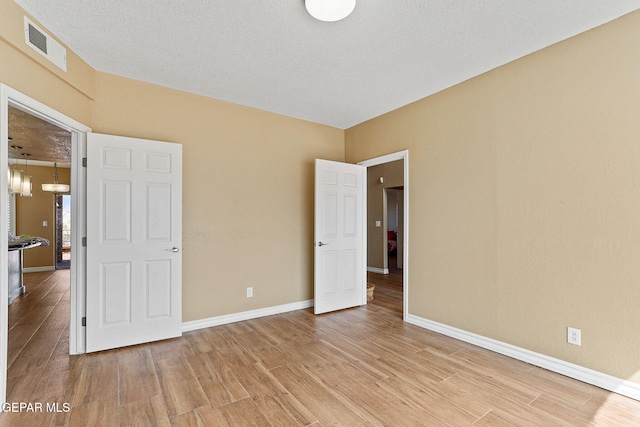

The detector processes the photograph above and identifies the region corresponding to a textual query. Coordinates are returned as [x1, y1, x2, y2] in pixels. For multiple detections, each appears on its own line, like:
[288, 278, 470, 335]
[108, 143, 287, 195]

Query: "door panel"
[102, 180, 131, 242]
[102, 262, 131, 324]
[86, 133, 182, 352]
[314, 159, 365, 314]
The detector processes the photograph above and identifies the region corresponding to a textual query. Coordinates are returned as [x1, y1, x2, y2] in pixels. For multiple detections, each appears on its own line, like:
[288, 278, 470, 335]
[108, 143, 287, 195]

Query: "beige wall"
[0, 0, 95, 124]
[15, 165, 70, 268]
[91, 74, 344, 321]
[2, 0, 344, 322]
[367, 160, 403, 270]
[346, 11, 640, 383]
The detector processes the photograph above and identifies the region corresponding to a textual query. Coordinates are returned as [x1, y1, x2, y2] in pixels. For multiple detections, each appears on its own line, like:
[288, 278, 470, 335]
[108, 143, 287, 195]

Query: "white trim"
[358, 151, 407, 167]
[8, 159, 70, 168]
[361, 165, 368, 307]
[22, 266, 55, 273]
[182, 300, 314, 333]
[1, 85, 12, 404]
[367, 266, 389, 274]
[70, 129, 87, 355]
[406, 314, 640, 401]
[358, 150, 409, 321]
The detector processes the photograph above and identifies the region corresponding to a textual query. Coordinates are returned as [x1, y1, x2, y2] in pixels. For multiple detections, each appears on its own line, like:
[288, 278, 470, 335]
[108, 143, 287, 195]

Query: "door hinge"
[82, 317, 86, 327]
[82, 237, 87, 247]
[82, 157, 87, 167]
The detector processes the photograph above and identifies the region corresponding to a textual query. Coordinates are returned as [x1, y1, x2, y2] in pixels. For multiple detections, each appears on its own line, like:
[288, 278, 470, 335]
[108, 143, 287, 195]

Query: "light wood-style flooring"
[2, 270, 640, 426]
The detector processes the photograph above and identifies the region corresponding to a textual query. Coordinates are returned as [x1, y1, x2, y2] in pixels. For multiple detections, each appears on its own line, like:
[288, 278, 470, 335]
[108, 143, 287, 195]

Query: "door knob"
[166, 247, 180, 252]
[317, 242, 329, 247]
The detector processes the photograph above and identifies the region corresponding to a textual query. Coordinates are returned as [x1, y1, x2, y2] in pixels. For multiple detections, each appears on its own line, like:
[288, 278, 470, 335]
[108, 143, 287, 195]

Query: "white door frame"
[0, 84, 90, 403]
[358, 150, 409, 321]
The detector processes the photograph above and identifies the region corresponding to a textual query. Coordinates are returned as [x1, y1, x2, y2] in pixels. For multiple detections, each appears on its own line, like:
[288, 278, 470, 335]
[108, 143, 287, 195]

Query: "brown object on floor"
[367, 282, 375, 301]
[3, 270, 640, 426]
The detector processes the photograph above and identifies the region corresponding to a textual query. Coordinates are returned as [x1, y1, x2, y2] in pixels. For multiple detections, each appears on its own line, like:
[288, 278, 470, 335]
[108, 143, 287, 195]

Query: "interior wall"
[2, 0, 344, 323]
[387, 188, 403, 269]
[1, 0, 92, 270]
[0, 0, 95, 124]
[366, 160, 403, 270]
[387, 190, 398, 232]
[345, 10, 640, 383]
[91, 73, 345, 322]
[14, 165, 70, 268]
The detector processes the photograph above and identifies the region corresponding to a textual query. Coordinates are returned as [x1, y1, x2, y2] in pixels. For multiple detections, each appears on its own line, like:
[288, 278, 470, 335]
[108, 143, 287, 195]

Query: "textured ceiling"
[13, 1, 640, 129]
[8, 106, 71, 164]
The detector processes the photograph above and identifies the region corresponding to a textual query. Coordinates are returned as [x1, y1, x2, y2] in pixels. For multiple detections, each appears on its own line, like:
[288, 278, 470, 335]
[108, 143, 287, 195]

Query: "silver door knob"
[317, 242, 329, 247]
[166, 247, 180, 252]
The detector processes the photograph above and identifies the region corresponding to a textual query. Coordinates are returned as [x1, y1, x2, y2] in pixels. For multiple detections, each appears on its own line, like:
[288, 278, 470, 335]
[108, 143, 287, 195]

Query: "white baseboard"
[367, 266, 389, 274]
[23, 266, 55, 273]
[406, 314, 640, 401]
[182, 299, 314, 333]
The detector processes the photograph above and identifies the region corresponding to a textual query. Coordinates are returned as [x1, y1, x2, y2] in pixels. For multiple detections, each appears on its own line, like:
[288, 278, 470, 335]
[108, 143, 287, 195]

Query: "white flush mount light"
[305, 0, 356, 22]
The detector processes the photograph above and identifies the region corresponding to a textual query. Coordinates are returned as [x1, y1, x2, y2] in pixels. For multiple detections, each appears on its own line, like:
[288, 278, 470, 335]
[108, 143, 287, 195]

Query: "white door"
[314, 159, 366, 314]
[86, 133, 182, 352]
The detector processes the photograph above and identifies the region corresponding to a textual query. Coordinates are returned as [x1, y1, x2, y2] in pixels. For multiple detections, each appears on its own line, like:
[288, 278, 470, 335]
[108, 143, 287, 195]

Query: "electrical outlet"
[246, 287, 253, 298]
[567, 327, 581, 346]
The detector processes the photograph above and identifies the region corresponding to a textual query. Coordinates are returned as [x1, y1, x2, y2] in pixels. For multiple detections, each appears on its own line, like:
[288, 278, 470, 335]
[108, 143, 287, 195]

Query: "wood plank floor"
[2, 270, 640, 426]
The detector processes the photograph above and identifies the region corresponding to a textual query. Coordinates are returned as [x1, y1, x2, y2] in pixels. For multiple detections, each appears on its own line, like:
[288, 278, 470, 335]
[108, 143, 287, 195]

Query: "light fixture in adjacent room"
[9, 165, 23, 194]
[305, 0, 356, 22]
[7, 141, 24, 194]
[42, 162, 69, 193]
[19, 158, 33, 197]
[20, 173, 33, 197]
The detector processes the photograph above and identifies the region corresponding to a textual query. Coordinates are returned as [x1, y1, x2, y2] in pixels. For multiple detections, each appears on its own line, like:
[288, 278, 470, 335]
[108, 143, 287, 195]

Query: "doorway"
[1, 84, 90, 403]
[55, 194, 71, 270]
[359, 151, 409, 321]
[5, 107, 71, 398]
[386, 187, 404, 272]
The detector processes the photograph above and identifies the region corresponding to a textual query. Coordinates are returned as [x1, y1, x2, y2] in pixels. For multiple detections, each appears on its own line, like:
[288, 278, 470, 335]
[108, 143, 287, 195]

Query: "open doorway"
[385, 187, 404, 272]
[1, 84, 90, 403]
[5, 106, 72, 397]
[359, 151, 409, 320]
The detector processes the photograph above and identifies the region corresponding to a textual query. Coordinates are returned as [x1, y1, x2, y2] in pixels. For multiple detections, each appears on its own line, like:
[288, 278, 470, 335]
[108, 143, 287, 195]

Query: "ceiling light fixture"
[9, 165, 23, 194]
[21, 175, 33, 197]
[305, 0, 356, 22]
[42, 162, 69, 193]
[21, 159, 33, 197]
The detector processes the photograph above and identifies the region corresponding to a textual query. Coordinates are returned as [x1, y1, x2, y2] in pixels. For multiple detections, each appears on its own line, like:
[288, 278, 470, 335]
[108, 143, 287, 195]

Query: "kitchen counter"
[8, 236, 49, 304]
[9, 236, 50, 251]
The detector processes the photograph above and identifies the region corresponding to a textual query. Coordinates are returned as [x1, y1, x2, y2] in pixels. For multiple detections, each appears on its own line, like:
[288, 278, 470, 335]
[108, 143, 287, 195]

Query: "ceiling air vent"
[28, 23, 47, 54]
[23, 17, 67, 71]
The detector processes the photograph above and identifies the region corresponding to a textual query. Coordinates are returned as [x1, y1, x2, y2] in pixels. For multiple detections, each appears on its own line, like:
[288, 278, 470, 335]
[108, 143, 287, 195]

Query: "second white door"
[314, 159, 366, 314]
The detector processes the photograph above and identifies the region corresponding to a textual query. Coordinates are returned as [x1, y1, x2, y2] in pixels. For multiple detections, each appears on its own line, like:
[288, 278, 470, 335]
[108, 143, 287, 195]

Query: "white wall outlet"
[567, 327, 581, 346]
[375, 220, 381, 227]
[42, 220, 48, 226]
[246, 287, 253, 298]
